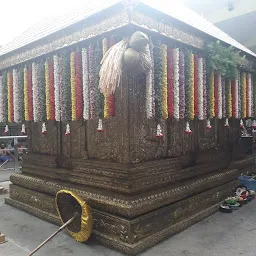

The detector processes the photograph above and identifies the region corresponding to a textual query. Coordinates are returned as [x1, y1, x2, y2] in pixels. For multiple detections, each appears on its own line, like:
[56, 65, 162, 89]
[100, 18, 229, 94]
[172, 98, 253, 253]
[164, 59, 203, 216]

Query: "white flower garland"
[32, 62, 40, 122]
[82, 48, 90, 120]
[198, 58, 203, 120]
[145, 45, 153, 119]
[13, 69, 20, 123]
[248, 73, 252, 117]
[0, 76, 4, 123]
[218, 74, 222, 119]
[173, 48, 179, 120]
[53, 55, 61, 122]
[235, 75, 239, 118]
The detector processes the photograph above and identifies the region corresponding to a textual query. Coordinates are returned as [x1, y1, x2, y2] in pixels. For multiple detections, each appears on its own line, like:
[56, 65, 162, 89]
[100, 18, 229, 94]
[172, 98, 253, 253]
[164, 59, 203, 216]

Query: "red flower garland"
[108, 36, 116, 117]
[27, 67, 33, 121]
[49, 60, 55, 120]
[9, 72, 14, 122]
[167, 47, 174, 117]
[246, 74, 249, 117]
[214, 72, 218, 117]
[75, 51, 83, 119]
[231, 80, 236, 118]
[194, 55, 199, 118]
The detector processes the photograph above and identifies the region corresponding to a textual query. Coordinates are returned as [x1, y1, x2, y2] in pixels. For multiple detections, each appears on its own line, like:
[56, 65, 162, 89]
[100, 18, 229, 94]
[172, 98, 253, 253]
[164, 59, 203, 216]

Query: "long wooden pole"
[28, 215, 75, 256]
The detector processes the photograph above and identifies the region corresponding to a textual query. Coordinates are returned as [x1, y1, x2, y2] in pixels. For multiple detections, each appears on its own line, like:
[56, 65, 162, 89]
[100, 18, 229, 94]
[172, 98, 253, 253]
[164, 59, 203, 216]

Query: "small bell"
[206, 119, 212, 130]
[224, 118, 230, 128]
[240, 119, 244, 128]
[41, 122, 47, 135]
[185, 122, 192, 134]
[65, 123, 71, 136]
[21, 124, 26, 134]
[252, 120, 256, 129]
[97, 119, 104, 132]
[156, 124, 163, 138]
[4, 125, 9, 134]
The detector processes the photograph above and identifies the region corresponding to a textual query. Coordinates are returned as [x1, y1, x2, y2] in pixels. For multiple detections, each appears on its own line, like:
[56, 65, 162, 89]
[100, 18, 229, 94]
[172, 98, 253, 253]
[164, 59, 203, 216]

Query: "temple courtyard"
[1, 178, 256, 256]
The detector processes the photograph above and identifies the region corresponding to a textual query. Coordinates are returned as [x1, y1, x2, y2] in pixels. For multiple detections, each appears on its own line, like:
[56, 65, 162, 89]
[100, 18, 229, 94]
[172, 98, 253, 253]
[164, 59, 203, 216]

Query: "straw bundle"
[99, 40, 128, 95]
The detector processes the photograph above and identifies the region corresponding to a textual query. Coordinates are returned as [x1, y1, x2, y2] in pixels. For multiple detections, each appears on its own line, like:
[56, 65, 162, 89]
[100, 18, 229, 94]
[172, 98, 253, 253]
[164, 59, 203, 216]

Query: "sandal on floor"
[219, 204, 233, 213]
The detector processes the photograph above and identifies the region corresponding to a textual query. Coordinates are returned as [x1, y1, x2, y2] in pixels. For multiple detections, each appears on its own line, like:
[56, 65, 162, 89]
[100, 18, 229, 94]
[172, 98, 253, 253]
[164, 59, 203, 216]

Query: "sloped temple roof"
[0, 0, 255, 69]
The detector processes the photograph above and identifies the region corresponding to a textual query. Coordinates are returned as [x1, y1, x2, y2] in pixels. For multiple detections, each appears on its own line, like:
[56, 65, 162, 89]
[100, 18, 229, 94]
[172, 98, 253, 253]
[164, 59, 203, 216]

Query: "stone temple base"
[6, 154, 255, 255]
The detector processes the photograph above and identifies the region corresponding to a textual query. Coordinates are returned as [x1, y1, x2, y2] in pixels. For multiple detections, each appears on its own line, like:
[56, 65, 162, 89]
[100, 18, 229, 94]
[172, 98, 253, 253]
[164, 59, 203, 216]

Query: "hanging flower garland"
[167, 47, 174, 117]
[235, 75, 239, 119]
[82, 48, 90, 120]
[0, 76, 3, 123]
[49, 59, 55, 120]
[222, 76, 226, 118]
[70, 52, 77, 121]
[2, 72, 8, 124]
[19, 69, 25, 124]
[189, 52, 195, 120]
[241, 72, 246, 118]
[102, 38, 110, 119]
[32, 62, 40, 122]
[226, 79, 232, 118]
[238, 71, 241, 118]
[203, 58, 207, 120]
[27, 66, 33, 121]
[231, 80, 236, 118]
[179, 49, 185, 119]
[88, 44, 96, 119]
[53, 56, 60, 122]
[246, 73, 249, 117]
[154, 40, 163, 122]
[45, 60, 51, 121]
[145, 44, 153, 119]
[162, 44, 168, 120]
[13, 69, 20, 123]
[194, 55, 199, 118]
[214, 72, 218, 118]
[218, 74, 222, 119]
[63, 53, 71, 122]
[95, 41, 104, 120]
[198, 57, 203, 120]
[108, 36, 116, 118]
[173, 48, 179, 120]
[40, 62, 46, 122]
[248, 73, 252, 117]
[149, 38, 155, 118]
[75, 51, 83, 120]
[209, 72, 215, 119]
[184, 51, 190, 126]
[7, 72, 13, 123]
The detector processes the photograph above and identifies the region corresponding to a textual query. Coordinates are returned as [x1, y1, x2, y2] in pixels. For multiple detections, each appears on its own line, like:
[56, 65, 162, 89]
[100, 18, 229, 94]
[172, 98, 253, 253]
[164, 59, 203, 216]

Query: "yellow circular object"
[56, 190, 93, 242]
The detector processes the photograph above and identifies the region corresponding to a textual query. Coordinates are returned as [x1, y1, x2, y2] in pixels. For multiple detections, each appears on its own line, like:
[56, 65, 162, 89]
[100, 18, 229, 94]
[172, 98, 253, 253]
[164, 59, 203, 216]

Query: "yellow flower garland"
[102, 38, 110, 119]
[45, 61, 51, 120]
[70, 52, 77, 121]
[189, 53, 195, 120]
[227, 79, 232, 118]
[162, 44, 168, 119]
[24, 66, 29, 121]
[7, 72, 11, 123]
[242, 72, 246, 118]
[209, 72, 214, 118]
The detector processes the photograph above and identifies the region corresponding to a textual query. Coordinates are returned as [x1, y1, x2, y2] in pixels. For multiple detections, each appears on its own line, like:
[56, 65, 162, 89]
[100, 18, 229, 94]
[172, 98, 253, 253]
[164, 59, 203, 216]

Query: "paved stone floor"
[1, 173, 256, 255]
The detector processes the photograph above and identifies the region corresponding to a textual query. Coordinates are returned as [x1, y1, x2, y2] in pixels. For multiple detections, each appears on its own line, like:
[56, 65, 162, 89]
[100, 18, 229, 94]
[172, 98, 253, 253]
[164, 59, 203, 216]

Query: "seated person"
[0, 142, 13, 162]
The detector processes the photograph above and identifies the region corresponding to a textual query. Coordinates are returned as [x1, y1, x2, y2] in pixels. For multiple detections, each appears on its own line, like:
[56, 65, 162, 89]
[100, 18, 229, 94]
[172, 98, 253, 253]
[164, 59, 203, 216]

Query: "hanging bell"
[240, 119, 244, 128]
[97, 119, 104, 132]
[156, 124, 163, 138]
[41, 122, 47, 135]
[65, 123, 71, 136]
[21, 124, 26, 134]
[224, 118, 230, 128]
[4, 125, 9, 134]
[185, 122, 192, 134]
[206, 119, 212, 130]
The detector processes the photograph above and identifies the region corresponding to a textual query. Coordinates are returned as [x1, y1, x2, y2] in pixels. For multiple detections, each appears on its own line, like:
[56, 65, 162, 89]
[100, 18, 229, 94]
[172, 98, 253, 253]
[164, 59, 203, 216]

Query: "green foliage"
[206, 40, 246, 79]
